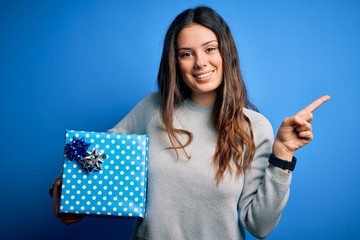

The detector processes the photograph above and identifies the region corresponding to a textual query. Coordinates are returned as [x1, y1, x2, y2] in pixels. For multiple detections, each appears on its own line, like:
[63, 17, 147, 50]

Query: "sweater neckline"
[184, 98, 214, 113]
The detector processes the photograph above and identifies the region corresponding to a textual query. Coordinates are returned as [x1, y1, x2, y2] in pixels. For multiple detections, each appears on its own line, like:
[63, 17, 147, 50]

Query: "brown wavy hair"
[157, 6, 257, 183]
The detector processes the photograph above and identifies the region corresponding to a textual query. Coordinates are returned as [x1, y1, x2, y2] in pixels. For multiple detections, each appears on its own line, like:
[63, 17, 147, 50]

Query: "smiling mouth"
[193, 70, 214, 79]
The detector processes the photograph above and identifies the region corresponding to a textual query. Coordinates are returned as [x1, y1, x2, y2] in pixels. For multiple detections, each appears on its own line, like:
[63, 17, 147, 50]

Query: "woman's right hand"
[53, 179, 84, 224]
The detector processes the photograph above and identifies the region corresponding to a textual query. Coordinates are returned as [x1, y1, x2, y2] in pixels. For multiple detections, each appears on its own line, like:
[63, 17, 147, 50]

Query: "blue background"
[1, 0, 359, 239]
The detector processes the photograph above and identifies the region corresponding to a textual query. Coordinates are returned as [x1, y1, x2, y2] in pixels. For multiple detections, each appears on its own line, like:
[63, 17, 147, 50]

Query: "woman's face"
[176, 24, 223, 106]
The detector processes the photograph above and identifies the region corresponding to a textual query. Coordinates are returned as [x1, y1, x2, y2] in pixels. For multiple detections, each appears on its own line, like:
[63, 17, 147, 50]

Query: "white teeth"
[194, 71, 212, 79]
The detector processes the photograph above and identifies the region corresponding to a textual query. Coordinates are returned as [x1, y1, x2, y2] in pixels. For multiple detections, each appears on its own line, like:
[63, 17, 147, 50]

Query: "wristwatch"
[269, 154, 297, 171]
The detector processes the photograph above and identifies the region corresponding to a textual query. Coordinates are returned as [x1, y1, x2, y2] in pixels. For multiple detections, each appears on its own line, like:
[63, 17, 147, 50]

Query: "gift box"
[59, 130, 149, 218]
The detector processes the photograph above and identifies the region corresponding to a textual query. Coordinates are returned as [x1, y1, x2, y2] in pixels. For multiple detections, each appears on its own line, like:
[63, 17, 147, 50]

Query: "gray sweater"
[108, 92, 292, 240]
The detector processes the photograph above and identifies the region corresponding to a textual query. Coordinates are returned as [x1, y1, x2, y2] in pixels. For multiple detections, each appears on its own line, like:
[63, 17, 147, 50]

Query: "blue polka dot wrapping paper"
[59, 130, 149, 218]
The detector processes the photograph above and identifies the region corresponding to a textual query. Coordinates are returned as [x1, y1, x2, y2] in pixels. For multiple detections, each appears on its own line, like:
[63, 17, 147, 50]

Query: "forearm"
[240, 165, 291, 238]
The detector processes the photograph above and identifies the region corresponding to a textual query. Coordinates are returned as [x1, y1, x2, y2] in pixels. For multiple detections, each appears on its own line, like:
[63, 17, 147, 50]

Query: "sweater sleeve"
[107, 92, 160, 134]
[239, 110, 292, 239]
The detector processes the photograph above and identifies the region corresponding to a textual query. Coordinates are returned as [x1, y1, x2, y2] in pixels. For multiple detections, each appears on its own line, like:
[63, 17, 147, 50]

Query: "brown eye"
[206, 47, 216, 53]
[179, 52, 193, 58]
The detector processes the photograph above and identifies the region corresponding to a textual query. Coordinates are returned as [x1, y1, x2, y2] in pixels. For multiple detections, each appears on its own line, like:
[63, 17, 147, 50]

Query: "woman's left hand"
[272, 95, 330, 161]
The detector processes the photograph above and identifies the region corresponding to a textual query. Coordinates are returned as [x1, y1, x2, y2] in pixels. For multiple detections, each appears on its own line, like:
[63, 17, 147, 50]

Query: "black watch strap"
[269, 154, 297, 171]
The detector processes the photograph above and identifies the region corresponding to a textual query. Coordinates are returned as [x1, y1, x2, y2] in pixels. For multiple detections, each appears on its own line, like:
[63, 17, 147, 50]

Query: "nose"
[194, 52, 207, 69]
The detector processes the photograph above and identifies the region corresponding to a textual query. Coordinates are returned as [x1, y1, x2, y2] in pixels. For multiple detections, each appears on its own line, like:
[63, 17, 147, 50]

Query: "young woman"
[51, 6, 329, 239]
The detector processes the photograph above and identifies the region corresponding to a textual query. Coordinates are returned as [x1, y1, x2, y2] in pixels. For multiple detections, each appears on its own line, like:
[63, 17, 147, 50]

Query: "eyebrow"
[177, 40, 218, 51]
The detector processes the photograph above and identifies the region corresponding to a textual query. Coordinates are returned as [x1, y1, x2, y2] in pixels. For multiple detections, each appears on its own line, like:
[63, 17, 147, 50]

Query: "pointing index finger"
[297, 95, 330, 115]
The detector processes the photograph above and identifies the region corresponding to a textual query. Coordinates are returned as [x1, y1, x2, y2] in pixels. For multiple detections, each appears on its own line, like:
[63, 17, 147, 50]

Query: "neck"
[191, 91, 216, 106]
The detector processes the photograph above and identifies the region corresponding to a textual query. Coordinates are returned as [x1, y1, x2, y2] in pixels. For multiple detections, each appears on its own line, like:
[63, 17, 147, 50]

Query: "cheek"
[178, 61, 193, 77]
[213, 54, 223, 67]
